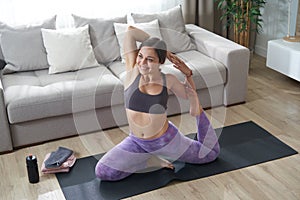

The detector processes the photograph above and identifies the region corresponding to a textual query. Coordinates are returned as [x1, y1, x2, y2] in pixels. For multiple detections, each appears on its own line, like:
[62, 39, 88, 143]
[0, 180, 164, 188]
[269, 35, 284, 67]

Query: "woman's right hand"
[167, 51, 193, 77]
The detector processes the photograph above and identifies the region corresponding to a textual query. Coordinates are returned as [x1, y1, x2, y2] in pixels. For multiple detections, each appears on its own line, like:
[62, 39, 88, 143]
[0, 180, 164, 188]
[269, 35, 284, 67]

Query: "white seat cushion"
[2, 65, 124, 124]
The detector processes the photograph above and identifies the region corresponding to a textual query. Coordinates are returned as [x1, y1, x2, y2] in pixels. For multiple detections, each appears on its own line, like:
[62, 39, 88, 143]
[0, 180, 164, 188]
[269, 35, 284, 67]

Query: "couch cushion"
[108, 50, 226, 90]
[0, 22, 6, 69]
[72, 14, 127, 65]
[41, 25, 99, 74]
[1, 66, 124, 124]
[107, 61, 127, 82]
[174, 51, 227, 89]
[114, 19, 162, 62]
[0, 16, 56, 74]
[131, 5, 196, 53]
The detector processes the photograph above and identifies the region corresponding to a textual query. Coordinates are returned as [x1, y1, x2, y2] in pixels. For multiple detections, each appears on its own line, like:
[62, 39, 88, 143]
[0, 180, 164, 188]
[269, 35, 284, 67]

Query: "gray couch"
[0, 7, 249, 153]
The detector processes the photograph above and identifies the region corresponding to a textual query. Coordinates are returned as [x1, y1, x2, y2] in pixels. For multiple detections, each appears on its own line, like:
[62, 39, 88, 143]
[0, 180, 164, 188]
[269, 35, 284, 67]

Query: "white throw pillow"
[113, 19, 162, 62]
[41, 25, 99, 74]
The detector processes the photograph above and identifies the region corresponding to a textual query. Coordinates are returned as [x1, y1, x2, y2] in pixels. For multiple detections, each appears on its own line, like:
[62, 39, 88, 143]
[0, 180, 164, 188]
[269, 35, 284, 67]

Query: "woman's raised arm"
[124, 26, 150, 71]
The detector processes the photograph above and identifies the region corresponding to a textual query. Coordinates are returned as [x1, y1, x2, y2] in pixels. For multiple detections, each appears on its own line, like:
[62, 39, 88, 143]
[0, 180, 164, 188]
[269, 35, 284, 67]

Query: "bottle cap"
[26, 154, 37, 166]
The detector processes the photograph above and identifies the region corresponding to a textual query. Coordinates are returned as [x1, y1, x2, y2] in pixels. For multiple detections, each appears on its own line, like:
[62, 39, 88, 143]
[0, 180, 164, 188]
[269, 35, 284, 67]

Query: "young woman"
[95, 26, 220, 181]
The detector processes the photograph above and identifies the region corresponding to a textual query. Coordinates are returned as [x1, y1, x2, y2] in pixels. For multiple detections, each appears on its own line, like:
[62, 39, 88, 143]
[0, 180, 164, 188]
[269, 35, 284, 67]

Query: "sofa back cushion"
[131, 5, 195, 53]
[0, 22, 6, 70]
[0, 16, 56, 74]
[72, 15, 127, 65]
[114, 19, 163, 62]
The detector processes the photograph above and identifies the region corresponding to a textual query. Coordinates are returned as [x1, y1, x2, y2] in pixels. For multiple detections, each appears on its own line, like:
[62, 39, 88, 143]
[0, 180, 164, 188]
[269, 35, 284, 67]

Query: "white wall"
[255, 0, 299, 57]
[0, 0, 184, 27]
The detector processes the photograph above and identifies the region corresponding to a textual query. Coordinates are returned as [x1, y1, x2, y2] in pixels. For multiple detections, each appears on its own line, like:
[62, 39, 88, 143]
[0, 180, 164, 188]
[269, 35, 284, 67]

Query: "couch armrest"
[186, 24, 250, 106]
[0, 77, 13, 152]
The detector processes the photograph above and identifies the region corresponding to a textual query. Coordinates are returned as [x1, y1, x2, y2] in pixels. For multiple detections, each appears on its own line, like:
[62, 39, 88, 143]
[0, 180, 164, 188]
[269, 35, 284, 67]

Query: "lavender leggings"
[95, 112, 220, 181]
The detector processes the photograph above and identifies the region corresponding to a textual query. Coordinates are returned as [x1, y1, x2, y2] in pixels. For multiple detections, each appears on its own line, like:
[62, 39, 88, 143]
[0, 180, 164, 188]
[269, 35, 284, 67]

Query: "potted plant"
[216, 0, 266, 48]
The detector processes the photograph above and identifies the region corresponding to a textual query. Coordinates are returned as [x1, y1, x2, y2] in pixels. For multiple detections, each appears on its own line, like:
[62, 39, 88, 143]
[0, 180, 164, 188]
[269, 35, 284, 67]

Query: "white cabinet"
[266, 39, 300, 82]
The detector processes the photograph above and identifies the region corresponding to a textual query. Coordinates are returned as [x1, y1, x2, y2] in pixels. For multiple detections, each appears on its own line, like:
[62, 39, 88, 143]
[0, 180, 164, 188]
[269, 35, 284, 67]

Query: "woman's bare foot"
[185, 82, 203, 116]
[159, 157, 174, 170]
[147, 156, 174, 170]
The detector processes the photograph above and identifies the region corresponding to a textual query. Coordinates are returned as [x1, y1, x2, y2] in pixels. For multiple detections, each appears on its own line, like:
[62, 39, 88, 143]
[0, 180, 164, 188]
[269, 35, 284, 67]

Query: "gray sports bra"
[124, 73, 168, 114]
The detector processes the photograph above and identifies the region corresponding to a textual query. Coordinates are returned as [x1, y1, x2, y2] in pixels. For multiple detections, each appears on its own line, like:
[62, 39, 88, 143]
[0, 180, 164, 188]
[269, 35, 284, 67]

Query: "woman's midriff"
[126, 109, 169, 139]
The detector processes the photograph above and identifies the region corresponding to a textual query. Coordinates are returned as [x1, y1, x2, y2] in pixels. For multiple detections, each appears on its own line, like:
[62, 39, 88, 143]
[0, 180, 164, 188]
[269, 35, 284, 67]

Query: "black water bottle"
[26, 155, 39, 183]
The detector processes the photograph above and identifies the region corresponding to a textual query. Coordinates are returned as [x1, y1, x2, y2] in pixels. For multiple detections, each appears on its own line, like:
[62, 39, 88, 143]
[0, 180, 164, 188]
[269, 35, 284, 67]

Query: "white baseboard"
[254, 45, 267, 58]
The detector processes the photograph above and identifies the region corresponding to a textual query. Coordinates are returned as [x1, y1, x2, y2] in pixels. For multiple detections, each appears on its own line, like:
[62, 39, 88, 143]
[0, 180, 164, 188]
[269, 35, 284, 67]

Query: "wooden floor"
[1, 54, 300, 200]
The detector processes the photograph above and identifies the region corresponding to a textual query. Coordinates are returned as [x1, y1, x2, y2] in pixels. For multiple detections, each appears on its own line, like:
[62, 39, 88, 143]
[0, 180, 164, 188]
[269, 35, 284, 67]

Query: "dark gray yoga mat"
[56, 121, 298, 200]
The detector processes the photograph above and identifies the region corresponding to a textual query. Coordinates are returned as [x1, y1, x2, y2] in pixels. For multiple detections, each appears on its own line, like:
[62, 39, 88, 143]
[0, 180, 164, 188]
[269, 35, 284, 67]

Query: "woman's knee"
[208, 143, 220, 162]
[95, 163, 108, 180]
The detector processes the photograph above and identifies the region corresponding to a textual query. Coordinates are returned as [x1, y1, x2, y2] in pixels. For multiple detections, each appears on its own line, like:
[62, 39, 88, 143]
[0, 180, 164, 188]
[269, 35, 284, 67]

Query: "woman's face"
[136, 46, 160, 75]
